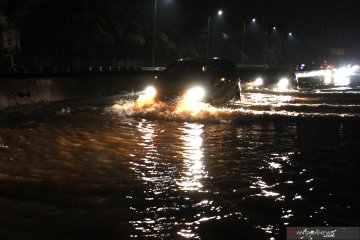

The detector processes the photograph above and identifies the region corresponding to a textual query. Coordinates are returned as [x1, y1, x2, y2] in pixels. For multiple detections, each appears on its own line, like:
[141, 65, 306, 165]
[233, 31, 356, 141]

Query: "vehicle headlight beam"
[277, 78, 289, 91]
[254, 77, 264, 86]
[184, 86, 205, 102]
[143, 86, 157, 98]
[134, 86, 157, 109]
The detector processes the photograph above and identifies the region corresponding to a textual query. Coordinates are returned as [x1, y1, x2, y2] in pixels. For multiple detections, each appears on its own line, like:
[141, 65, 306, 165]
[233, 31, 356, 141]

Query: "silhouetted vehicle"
[240, 68, 297, 91]
[145, 58, 241, 104]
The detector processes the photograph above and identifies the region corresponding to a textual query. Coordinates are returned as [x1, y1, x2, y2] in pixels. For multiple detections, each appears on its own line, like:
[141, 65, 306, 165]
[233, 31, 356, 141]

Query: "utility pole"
[265, 30, 268, 65]
[241, 22, 245, 65]
[152, 0, 157, 67]
[206, 16, 211, 57]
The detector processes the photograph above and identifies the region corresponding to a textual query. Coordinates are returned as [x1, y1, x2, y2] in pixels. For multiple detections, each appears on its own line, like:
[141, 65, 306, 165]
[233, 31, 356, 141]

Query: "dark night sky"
[2, 0, 359, 64]
[153, 0, 360, 62]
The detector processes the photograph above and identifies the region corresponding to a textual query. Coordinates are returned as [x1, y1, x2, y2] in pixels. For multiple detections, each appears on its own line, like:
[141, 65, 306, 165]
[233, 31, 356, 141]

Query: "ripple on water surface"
[0, 90, 359, 239]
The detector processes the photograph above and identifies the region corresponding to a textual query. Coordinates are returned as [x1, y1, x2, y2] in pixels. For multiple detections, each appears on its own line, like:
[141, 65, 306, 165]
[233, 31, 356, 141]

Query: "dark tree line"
[0, 0, 291, 67]
[0, 0, 196, 66]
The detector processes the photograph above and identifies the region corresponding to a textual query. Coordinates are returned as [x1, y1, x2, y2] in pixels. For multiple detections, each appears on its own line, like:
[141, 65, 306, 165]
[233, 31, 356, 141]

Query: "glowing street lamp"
[265, 30, 268, 65]
[241, 18, 256, 65]
[206, 9, 223, 57]
[265, 26, 277, 65]
[152, 0, 158, 67]
[152, 0, 172, 67]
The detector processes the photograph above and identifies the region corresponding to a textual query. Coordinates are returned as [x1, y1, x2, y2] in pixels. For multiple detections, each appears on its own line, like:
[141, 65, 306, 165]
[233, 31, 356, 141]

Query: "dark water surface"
[1, 84, 360, 239]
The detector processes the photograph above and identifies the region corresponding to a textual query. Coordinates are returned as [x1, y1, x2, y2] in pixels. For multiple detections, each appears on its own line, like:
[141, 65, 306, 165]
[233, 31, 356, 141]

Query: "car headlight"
[184, 86, 205, 102]
[277, 78, 289, 91]
[143, 86, 157, 98]
[134, 86, 157, 109]
[254, 77, 264, 86]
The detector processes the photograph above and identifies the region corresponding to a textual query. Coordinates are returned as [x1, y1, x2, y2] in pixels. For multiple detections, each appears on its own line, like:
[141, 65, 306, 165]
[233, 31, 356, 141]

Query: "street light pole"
[152, 0, 157, 67]
[206, 10, 223, 58]
[206, 15, 211, 57]
[265, 30, 268, 65]
[242, 18, 255, 65]
[241, 22, 246, 65]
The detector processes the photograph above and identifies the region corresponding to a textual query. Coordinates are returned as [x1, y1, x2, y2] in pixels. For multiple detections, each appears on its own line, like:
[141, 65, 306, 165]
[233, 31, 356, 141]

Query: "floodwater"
[1, 75, 360, 240]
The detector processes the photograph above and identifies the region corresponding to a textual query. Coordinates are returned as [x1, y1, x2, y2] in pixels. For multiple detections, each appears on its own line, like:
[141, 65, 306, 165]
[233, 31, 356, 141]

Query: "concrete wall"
[0, 72, 155, 108]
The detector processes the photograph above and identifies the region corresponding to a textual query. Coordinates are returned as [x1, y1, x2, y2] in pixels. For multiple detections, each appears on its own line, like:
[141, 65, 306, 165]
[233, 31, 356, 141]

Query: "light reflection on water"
[177, 123, 206, 192]
[1, 88, 360, 239]
[129, 121, 209, 238]
[109, 89, 360, 123]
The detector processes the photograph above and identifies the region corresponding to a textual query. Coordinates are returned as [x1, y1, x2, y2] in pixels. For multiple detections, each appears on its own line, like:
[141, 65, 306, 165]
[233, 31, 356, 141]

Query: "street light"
[152, 0, 158, 67]
[265, 26, 277, 65]
[206, 9, 223, 57]
[152, 0, 172, 66]
[241, 18, 256, 65]
[281, 31, 295, 66]
[265, 30, 268, 65]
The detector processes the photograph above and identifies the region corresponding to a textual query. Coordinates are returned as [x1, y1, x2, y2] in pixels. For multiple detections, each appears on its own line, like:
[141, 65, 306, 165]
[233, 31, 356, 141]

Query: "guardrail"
[0, 65, 167, 78]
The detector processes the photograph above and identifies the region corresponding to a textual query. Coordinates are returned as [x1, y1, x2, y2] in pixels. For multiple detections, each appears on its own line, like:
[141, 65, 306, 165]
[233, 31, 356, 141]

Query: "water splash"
[108, 91, 360, 123]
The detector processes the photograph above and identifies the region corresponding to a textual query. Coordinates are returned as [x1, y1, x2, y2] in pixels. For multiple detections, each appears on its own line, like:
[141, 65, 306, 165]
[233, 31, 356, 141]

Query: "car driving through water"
[141, 58, 241, 105]
[240, 68, 298, 91]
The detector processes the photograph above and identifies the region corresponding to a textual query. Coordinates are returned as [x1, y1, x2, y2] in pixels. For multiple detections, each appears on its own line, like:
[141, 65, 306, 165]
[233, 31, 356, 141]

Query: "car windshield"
[264, 69, 293, 76]
[166, 61, 211, 74]
[165, 60, 237, 79]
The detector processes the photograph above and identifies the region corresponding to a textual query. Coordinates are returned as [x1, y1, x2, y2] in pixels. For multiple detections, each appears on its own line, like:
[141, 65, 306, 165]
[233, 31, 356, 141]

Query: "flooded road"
[1, 77, 360, 239]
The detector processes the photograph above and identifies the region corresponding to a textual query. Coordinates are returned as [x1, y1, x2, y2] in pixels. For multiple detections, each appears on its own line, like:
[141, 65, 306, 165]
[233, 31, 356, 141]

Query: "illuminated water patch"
[108, 91, 360, 123]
